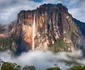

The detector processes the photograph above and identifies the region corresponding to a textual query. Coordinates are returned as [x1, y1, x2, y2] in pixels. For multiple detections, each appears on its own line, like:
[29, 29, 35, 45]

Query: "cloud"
[0, 0, 85, 24]
[42, 0, 62, 4]
[42, 0, 85, 22]
[0, 50, 85, 70]
[68, 0, 85, 22]
[0, 0, 41, 24]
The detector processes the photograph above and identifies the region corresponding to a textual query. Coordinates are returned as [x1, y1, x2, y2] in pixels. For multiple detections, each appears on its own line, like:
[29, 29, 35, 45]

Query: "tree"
[15, 65, 21, 70]
[68, 65, 82, 70]
[46, 67, 60, 70]
[1, 62, 15, 70]
[1, 62, 21, 70]
[82, 65, 85, 70]
[22, 65, 36, 70]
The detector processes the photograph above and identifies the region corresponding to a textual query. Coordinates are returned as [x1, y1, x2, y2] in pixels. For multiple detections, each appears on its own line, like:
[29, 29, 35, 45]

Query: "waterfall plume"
[32, 14, 36, 50]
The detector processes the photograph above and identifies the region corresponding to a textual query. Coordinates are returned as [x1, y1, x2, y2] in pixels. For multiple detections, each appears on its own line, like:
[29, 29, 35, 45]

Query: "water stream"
[32, 14, 36, 50]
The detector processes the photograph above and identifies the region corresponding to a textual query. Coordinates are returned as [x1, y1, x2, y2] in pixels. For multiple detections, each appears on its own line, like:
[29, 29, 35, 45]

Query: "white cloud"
[42, 0, 85, 22]
[0, 0, 41, 24]
[69, 8, 79, 15]
[68, 1, 85, 22]
[0, 0, 12, 4]
[0, 50, 85, 70]
[42, 0, 62, 4]
[0, 0, 85, 24]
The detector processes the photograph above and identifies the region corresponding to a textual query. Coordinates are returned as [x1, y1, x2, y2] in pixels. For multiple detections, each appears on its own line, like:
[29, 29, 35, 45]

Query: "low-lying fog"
[0, 50, 85, 70]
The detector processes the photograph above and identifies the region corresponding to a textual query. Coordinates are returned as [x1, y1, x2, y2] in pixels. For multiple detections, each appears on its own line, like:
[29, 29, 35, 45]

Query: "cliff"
[0, 3, 85, 55]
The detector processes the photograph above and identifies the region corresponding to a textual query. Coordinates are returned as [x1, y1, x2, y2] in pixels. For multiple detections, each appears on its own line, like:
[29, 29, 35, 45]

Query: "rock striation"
[0, 3, 85, 55]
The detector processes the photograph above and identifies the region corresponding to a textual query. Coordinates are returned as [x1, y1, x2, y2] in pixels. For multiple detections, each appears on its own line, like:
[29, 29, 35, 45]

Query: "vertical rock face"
[33, 4, 81, 52]
[0, 3, 85, 55]
[14, 10, 34, 54]
[18, 10, 33, 49]
[12, 3, 84, 54]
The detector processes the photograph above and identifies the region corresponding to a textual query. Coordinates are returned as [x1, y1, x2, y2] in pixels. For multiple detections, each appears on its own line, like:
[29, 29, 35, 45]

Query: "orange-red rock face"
[8, 4, 85, 55]
[26, 14, 33, 24]
[17, 4, 81, 52]
[22, 24, 32, 48]
[18, 11, 34, 50]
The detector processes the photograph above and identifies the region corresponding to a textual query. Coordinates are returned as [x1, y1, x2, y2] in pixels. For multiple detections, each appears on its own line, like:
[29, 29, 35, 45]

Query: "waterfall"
[32, 14, 35, 50]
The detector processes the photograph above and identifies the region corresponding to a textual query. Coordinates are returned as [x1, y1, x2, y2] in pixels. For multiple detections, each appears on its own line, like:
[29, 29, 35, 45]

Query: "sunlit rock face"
[18, 11, 33, 48]
[14, 11, 34, 54]
[33, 4, 82, 52]
[1, 3, 85, 55]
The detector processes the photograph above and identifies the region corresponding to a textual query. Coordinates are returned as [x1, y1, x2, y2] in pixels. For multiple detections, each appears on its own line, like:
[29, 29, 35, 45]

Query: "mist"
[0, 50, 85, 70]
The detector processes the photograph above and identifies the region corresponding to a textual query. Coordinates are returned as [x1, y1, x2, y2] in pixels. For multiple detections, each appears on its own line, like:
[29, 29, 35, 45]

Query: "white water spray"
[32, 14, 36, 50]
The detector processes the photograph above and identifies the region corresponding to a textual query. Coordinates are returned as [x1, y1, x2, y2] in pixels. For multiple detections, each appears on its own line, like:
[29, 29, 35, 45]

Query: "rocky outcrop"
[0, 3, 85, 55]
[73, 18, 85, 55]
[33, 4, 82, 52]
[14, 3, 85, 54]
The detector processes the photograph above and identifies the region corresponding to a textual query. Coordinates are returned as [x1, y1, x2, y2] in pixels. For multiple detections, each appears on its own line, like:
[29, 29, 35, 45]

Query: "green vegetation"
[1, 62, 85, 70]
[22, 65, 36, 70]
[35, 42, 40, 48]
[1, 62, 35, 70]
[47, 65, 85, 70]
[38, 27, 44, 34]
[82, 65, 85, 70]
[1, 62, 21, 70]
[46, 67, 60, 70]
[48, 40, 65, 48]
[68, 65, 84, 70]
[0, 33, 19, 52]
[0, 38, 11, 51]
[48, 40, 66, 52]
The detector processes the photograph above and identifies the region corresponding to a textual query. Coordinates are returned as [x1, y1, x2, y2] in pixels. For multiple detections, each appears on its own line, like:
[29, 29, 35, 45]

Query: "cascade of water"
[32, 14, 35, 50]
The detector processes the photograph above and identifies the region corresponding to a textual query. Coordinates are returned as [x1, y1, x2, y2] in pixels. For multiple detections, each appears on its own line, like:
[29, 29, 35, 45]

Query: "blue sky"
[0, 0, 85, 24]
[32, 0, 42, 2]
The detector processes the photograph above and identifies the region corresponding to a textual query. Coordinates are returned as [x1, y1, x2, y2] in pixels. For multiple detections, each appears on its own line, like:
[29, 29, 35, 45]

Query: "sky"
[0, 0, 85, 24]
